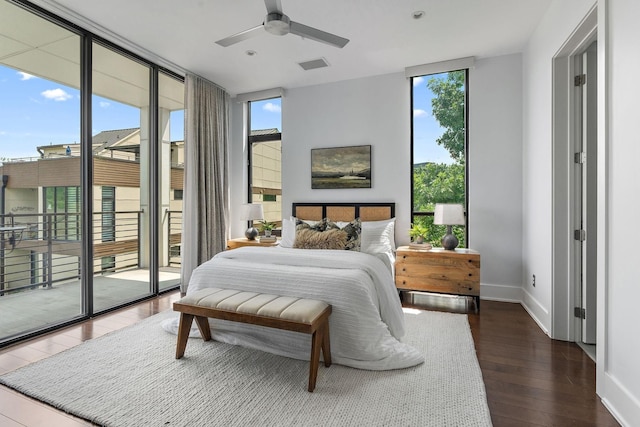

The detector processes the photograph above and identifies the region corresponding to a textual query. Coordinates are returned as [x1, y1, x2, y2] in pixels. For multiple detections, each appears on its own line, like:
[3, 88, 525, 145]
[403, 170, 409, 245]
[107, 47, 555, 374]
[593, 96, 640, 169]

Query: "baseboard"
[600, 372, 640, 427]
[480, 282, 522, 302]
[520, 289, 550, 336]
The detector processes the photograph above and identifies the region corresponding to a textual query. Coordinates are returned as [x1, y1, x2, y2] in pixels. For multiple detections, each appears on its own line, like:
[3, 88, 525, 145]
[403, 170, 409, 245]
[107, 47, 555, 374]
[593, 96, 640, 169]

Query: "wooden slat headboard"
[292, 202, 395, 221]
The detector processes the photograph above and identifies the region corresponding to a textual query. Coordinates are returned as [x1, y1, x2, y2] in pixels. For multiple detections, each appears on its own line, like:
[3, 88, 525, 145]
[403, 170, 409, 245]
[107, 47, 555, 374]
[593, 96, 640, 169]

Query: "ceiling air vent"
[298, 58, 329, 71]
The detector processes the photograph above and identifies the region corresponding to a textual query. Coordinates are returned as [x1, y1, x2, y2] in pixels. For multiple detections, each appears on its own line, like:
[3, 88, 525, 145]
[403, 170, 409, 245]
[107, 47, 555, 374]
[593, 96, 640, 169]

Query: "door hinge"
[574, 229, 586, 241]
[574, 307, 586, 319]
[574, 74, 586, 86]
[574, 152, 586, 164]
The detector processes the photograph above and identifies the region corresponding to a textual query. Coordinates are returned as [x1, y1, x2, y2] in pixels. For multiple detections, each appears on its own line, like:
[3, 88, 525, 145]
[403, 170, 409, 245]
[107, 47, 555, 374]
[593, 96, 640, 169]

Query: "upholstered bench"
[173, 288, 332, 392]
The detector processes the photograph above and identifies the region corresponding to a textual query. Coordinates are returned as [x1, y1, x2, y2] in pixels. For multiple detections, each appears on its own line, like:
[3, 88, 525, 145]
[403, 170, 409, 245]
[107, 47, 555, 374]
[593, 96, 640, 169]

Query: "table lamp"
[433, 203, 465, 250]
[241, 203, 264, 240]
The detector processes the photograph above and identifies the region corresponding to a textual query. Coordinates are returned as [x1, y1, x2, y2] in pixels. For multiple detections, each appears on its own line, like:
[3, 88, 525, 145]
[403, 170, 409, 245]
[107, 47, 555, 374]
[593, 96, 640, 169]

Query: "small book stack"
[409, 242, 432, 250]
[259, 236, 277, 243]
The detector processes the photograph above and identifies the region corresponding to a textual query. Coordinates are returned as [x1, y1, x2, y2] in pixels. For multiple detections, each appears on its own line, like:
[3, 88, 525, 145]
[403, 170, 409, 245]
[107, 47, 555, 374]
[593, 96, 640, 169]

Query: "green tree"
[426, 71, 466, 163]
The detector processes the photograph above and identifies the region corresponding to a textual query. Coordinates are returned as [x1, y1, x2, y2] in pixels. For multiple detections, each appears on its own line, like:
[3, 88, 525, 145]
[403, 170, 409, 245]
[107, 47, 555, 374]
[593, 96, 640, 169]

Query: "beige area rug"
[0, 308, 492, 427]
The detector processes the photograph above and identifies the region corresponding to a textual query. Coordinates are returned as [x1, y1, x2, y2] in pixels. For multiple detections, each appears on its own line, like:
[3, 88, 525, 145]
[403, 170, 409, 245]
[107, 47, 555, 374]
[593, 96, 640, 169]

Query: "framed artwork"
[311, 145, 371, 189]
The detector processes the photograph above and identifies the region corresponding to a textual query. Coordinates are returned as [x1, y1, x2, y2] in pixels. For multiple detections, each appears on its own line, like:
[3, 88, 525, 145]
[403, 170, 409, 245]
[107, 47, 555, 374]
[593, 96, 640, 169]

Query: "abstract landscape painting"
[311, 145, 371, 189]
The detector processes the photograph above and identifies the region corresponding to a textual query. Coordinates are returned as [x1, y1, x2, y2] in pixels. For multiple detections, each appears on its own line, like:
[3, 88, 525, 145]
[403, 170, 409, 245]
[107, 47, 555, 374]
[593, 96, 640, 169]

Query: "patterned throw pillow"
[293, 228, 348, 250]
[326, 218, 361, 251]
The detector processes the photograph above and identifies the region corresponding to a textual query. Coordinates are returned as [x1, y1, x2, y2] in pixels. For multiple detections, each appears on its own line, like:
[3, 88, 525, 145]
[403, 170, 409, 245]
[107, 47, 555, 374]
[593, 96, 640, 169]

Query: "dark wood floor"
[0, 293, 620, 426]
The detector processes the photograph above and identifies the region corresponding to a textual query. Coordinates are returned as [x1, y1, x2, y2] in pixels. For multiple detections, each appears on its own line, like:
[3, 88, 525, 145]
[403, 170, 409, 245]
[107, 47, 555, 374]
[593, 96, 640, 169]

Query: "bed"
[162, 202, 424, 370]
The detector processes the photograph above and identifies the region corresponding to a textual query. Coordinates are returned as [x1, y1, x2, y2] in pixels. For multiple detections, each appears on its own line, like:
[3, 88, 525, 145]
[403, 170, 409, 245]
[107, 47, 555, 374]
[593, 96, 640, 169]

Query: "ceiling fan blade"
[215, 25, 264, 47]
[264, 0, 282, 14]
[289, 21, 349, 48]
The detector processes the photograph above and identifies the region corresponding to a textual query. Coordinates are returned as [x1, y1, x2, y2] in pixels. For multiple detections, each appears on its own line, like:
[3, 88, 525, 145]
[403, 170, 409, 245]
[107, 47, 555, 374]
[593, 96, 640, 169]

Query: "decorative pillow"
[294, 217, 327, 231]
[293, 228, 348, 250]
[361, 217, 396, 255]
[326, 218, 361, 251]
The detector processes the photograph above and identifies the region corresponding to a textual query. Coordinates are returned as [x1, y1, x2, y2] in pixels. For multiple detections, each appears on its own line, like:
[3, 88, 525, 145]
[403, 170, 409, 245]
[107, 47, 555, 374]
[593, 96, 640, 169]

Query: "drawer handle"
[402, 268, 406, 272]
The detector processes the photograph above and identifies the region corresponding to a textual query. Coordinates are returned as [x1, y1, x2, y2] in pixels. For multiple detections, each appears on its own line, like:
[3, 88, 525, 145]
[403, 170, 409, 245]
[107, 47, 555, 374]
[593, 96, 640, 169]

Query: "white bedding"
[162, 246, 424, 370]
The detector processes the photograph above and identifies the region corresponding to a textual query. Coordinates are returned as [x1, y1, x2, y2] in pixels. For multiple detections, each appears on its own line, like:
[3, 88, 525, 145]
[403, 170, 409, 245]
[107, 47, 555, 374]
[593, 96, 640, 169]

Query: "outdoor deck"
[0, 268, 180, 340]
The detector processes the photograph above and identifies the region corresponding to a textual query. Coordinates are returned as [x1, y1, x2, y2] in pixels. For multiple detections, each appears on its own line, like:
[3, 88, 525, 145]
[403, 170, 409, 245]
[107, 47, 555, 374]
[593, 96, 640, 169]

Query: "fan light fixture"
[216, 0, 349, 49]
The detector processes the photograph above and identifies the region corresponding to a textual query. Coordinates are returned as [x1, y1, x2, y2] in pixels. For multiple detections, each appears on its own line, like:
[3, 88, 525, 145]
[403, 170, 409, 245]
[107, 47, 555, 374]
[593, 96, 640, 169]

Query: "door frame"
[551, 3, 609, 394]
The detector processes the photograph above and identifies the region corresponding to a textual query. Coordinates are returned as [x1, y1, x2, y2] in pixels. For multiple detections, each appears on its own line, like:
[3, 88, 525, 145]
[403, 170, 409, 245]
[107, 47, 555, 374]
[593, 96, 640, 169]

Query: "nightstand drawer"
[395, 247, 480, 297]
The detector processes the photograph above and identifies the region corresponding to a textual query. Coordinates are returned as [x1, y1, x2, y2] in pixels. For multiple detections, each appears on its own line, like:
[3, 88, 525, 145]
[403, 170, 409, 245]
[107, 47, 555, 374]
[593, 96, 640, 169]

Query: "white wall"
[600, 0, 640, 424]
[230, 56, 525, 298]
[469, 54, 524, 300]
[281, 72, 412, 242]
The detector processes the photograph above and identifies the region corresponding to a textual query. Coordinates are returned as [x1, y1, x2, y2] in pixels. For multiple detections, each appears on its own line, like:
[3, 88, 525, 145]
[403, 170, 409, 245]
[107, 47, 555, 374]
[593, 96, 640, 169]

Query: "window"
[0, 0, 183, 345]
[411, 70, 468, 247]
[44, 187, 81, 241]
[248, 97, 282, 233]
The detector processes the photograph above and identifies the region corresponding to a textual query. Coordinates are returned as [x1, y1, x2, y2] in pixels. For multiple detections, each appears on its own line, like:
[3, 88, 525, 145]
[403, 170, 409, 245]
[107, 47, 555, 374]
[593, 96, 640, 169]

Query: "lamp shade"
[433, 204, 465, 226]
[241, 203, 264, 221]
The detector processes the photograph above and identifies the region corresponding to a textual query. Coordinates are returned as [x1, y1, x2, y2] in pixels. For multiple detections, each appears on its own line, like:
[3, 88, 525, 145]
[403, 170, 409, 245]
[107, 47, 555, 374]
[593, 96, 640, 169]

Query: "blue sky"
[250, 98, 281, 131]
[1, 64, 449, 165]
[412, 74, 453, 165]
[0, 65, 184, 159]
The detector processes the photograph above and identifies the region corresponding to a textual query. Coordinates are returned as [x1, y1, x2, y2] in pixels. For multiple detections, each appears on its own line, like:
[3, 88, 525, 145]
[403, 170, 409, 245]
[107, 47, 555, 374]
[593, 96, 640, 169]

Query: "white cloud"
[18, 72, 36, 81]
[263, 102, 281, 113]
[412, 76, 424, 86]
[41, 88, 72, 102]
[413, 109, 428, 118]
[99, 101, 111, 108]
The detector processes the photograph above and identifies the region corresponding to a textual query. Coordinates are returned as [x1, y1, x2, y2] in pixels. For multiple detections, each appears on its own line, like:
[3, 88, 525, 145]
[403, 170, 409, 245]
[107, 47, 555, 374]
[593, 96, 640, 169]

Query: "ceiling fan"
[215, 0, 349, 49]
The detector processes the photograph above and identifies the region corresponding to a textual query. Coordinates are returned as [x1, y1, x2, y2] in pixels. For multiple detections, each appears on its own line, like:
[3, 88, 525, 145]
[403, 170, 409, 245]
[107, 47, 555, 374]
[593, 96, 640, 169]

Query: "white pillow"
[361, 218, 396, 255]
[280, 217, 296, 248]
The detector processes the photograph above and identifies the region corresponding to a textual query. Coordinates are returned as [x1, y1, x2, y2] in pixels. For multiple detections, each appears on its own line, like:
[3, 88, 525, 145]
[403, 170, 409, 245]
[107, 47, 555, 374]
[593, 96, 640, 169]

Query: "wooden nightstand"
[226, 237, 280, 250]
[395, 246, 481, 310]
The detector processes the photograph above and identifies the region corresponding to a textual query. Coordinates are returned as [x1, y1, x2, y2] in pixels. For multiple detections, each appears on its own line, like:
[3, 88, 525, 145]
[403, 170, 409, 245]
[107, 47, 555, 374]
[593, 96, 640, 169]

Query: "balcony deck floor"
[0, 268, 180, 340]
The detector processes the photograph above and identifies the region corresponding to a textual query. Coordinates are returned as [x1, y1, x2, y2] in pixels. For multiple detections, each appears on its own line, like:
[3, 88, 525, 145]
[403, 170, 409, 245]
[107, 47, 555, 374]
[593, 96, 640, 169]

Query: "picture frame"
[311, 145, 371, 189]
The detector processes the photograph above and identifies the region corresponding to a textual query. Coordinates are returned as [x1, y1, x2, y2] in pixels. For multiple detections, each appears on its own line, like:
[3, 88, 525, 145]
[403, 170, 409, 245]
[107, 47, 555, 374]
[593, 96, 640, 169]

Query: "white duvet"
[162, 246, 424, 370]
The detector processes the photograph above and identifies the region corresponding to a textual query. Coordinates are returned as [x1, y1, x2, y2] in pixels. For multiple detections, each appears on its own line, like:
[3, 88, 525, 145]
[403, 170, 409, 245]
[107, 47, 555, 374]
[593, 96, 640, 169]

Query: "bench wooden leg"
[321, 321, 332, 367]
[194, 315, 212, 341]
[176, 313, 194, 359]
[308, 328, 323, 392]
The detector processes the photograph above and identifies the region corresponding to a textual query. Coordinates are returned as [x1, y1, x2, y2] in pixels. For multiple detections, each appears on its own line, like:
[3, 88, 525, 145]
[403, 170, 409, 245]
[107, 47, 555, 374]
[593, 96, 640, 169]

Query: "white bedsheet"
[162, 246, 423, 370]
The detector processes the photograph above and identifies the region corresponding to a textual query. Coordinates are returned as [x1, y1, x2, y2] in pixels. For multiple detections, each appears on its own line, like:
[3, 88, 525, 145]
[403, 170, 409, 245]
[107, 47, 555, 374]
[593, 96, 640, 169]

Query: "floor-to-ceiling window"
[0, 0, 83, 340]
[411, 69, 468, 247]
[158, 72, 183, 291]
[91, 42, 153, 311]
[248, 97, 282, 234]
[0, 0, 182, 345]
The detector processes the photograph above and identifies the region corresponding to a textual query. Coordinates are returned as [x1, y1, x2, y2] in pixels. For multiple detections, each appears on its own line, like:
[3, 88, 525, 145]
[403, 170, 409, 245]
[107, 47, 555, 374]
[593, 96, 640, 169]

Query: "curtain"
[181, 73, 230, 293]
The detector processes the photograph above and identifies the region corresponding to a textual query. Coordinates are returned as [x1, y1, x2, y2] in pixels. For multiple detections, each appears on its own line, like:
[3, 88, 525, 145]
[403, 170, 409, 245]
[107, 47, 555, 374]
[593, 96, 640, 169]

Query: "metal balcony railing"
[0, 210, 182, 296]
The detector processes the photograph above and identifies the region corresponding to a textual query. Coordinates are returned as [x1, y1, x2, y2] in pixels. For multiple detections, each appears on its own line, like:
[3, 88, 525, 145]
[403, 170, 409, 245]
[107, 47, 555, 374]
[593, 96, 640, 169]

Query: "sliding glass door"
[91, 42, 152, 311]
[158, 72, 184, 291]
[0, 1, 183, 345]
[0, 1, 83, 340]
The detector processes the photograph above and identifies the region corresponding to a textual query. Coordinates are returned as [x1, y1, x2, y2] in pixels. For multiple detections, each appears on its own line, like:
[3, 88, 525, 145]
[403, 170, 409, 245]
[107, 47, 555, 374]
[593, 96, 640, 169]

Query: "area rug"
[0, 309, 492, 427]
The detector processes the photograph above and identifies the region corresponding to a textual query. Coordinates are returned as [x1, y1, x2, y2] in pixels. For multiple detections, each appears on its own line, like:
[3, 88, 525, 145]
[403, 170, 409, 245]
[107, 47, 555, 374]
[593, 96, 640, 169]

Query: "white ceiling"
[38, 0, 552, 96]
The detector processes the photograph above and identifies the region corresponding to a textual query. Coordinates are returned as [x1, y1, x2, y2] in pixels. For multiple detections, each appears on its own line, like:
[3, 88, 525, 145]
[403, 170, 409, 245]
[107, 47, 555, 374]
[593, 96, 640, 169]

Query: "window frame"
[246, 98, 282, 235]
[410, 68, 470, 247]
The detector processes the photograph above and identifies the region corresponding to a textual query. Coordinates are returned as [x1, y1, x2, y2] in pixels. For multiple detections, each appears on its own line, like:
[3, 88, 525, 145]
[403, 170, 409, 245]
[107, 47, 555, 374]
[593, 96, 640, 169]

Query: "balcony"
[0, 211, 182, 342]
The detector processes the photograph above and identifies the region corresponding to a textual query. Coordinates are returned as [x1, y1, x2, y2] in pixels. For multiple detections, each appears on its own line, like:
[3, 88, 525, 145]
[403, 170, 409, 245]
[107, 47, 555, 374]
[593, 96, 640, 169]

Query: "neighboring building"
[0, 128, 184, 291]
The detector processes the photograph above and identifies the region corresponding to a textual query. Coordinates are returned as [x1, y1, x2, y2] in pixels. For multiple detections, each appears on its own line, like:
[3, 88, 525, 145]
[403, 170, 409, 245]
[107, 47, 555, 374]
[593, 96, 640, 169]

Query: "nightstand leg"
[475, 296, 480, 313]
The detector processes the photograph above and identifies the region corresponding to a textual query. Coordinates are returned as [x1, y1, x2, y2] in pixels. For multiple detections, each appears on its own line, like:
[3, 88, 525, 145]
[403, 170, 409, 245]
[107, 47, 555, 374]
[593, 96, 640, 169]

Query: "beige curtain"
[181, 73, 230, 293]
